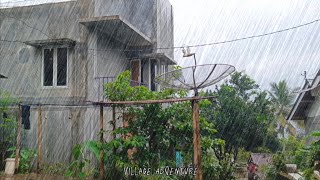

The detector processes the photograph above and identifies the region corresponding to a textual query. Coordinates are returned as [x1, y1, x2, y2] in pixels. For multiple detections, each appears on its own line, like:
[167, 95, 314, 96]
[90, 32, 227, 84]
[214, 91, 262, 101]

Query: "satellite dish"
[155, 64, 235, 91]
[155, 62, 235, 180]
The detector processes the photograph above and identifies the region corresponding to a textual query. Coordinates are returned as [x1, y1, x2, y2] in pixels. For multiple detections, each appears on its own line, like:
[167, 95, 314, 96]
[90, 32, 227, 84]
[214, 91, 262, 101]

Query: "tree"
[203, 72, 279, 164]
[100, 71, 219, 179]
[269, 80, 297, 138]
[269, 80, 295, 116]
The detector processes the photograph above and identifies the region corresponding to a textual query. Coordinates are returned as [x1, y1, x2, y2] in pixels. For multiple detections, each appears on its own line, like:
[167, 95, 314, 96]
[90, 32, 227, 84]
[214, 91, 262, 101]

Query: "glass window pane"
[43, 49, 53, 86]
[57, 48, 67, 86]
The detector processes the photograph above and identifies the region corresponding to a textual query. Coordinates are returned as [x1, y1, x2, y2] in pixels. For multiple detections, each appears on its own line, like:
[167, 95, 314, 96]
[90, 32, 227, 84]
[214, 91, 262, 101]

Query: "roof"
[79, 15, 152, 47]
[24, 38, 76, 48]
[288, 69, 320, 121]
[141, 53, 176, 65]
[250, 153, 273, 167]
[0, 74, 7, 78]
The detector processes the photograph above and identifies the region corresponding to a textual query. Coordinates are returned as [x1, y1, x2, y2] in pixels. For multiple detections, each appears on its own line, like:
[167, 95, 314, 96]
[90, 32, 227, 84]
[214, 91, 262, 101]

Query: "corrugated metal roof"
[250, 153, 273, 166]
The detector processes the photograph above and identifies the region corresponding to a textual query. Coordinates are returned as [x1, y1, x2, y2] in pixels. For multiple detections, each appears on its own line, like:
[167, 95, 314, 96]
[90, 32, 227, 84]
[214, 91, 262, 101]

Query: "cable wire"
[0, 3, 320, 51]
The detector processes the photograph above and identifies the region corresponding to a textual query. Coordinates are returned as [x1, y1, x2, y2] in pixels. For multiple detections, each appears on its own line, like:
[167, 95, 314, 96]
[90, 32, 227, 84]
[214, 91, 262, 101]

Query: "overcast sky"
[1, 0, 320, 90]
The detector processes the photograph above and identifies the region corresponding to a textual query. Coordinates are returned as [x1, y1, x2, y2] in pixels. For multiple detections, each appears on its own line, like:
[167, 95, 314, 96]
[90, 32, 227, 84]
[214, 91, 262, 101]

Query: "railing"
[94, 76, 147, 102]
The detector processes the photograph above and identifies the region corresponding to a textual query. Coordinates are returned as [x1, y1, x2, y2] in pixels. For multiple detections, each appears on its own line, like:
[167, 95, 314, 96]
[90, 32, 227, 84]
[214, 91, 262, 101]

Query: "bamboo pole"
[112, 106, 116, 140]
[99, 105, 104, 180]
[15, 104, 22, 172]
[192, 100, 202, 180]
[87, 96, 216, 106]
[37, 104, 43, 173]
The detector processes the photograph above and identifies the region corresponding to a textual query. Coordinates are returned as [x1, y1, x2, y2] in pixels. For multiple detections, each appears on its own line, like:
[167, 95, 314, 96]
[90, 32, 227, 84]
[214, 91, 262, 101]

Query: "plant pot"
[4, 158, 17, 175]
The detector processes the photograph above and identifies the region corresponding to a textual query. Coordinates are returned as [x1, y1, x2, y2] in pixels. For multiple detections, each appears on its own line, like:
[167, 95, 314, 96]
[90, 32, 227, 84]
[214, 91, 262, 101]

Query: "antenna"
[182, 47, 195, 57]
[301, 71, 312, 86]
[301, 71, 307, 81]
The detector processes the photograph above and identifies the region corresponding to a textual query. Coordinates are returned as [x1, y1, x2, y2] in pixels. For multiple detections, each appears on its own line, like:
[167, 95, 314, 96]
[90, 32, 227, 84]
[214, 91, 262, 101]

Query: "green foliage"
[264, 165, 277, 180]
[267, 132, 320, 179]
[7, 147, 37, 173]
[0, 90, 17, 110]
[66, 144, 96, 179]
[280, 135, 305, 163]
[0, 90, 18, 169]
[253, 146, 272, 153]
[104, 71, 154, 102]
[269, 80, 297, 137]
[301, 136, 320, 178]
[19, 149, 37, 173]
[101, 71, 223, 179]
[273, 152, 286, 172]
[265, 151, 286, 179]
[42, 163, 69, 175]
[237, 148, 251, 163]
[269, 80, 295, 115]
[203, 72, 279, 163]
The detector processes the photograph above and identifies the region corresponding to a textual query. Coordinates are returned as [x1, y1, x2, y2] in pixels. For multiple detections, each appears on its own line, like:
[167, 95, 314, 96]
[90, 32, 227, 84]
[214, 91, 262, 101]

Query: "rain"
[1, 0, 320, 179]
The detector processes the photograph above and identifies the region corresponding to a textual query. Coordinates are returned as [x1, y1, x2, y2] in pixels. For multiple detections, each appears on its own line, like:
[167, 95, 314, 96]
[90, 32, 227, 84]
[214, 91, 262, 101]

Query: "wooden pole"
[112, 106, 116, 140]
[87, 96, 216, 106]
[37, 104, 43, 173]
[99, 105, 104, 180]
[15, 104, 22, 172]
[192, 100, 202, 180]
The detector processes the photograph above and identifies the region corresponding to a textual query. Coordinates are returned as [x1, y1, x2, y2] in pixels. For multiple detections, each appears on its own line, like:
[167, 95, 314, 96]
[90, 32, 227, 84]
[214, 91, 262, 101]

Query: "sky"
[1, 0, 320, 90]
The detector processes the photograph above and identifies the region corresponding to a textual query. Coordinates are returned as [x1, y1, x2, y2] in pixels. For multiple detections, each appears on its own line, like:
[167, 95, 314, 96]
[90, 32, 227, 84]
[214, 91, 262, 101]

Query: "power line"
[184, 18, 320, 49]
[0, 5, 320, 51]
[93, 17, 320, 52]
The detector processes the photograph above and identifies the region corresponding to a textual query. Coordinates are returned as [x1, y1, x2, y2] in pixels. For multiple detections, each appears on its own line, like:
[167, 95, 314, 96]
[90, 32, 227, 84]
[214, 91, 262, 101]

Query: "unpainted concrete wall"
[0, 2, 83, 100]
[95, 0, 156, 40]
[306, 97, 320, 134]
[156, 0, 174, 59]
[0, 0, 174, 165]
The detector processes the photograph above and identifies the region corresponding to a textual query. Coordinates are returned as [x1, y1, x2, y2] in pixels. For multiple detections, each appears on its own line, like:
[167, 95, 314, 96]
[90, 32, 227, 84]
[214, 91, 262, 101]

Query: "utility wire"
[92, 17, 320, 52]
[0, 5, 320, 51]
[0, 9, 172, 61]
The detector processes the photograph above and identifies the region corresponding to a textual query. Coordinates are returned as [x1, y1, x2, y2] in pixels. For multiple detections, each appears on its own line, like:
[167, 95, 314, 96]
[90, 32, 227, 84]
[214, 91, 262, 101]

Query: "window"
[150, 60, 158, 91]
[43, 48, 68, 87]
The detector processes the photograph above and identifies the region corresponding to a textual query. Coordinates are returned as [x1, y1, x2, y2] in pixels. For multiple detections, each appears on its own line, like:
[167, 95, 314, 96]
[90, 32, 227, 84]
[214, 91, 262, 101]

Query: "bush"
[7, 147, 37, 173]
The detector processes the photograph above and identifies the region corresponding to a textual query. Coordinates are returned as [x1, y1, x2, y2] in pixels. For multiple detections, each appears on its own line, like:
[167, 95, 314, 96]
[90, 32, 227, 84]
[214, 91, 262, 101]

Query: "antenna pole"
[192, 98, 202, 180]
[193, 54, 197, 66]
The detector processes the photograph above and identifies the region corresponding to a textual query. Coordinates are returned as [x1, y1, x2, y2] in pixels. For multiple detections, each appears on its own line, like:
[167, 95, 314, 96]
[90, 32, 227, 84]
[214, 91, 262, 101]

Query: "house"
[287, 70, 320, 139]
[0, 0, 175, 164]
[248, 153, 273, 179]
[249, 153, 273, 167]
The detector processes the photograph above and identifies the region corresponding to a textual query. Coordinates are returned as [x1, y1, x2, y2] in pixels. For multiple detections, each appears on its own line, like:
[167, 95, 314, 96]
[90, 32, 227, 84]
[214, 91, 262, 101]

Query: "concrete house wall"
[288, 73, 320, 143]
[305, 88, 320, 135]
[0, 0, 174, 164]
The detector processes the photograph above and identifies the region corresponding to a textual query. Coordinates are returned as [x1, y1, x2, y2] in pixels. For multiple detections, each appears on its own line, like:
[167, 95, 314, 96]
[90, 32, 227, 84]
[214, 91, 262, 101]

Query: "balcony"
[94, 76, 147, 102]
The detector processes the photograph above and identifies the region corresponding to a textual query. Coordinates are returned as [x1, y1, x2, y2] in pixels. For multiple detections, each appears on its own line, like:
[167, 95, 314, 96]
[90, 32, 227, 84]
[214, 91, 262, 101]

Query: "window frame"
[41, 46, 69, 89]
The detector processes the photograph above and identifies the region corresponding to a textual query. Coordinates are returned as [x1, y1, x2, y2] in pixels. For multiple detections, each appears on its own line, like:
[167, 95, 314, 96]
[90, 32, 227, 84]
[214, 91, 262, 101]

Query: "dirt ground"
[0, 173, 76, 180]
